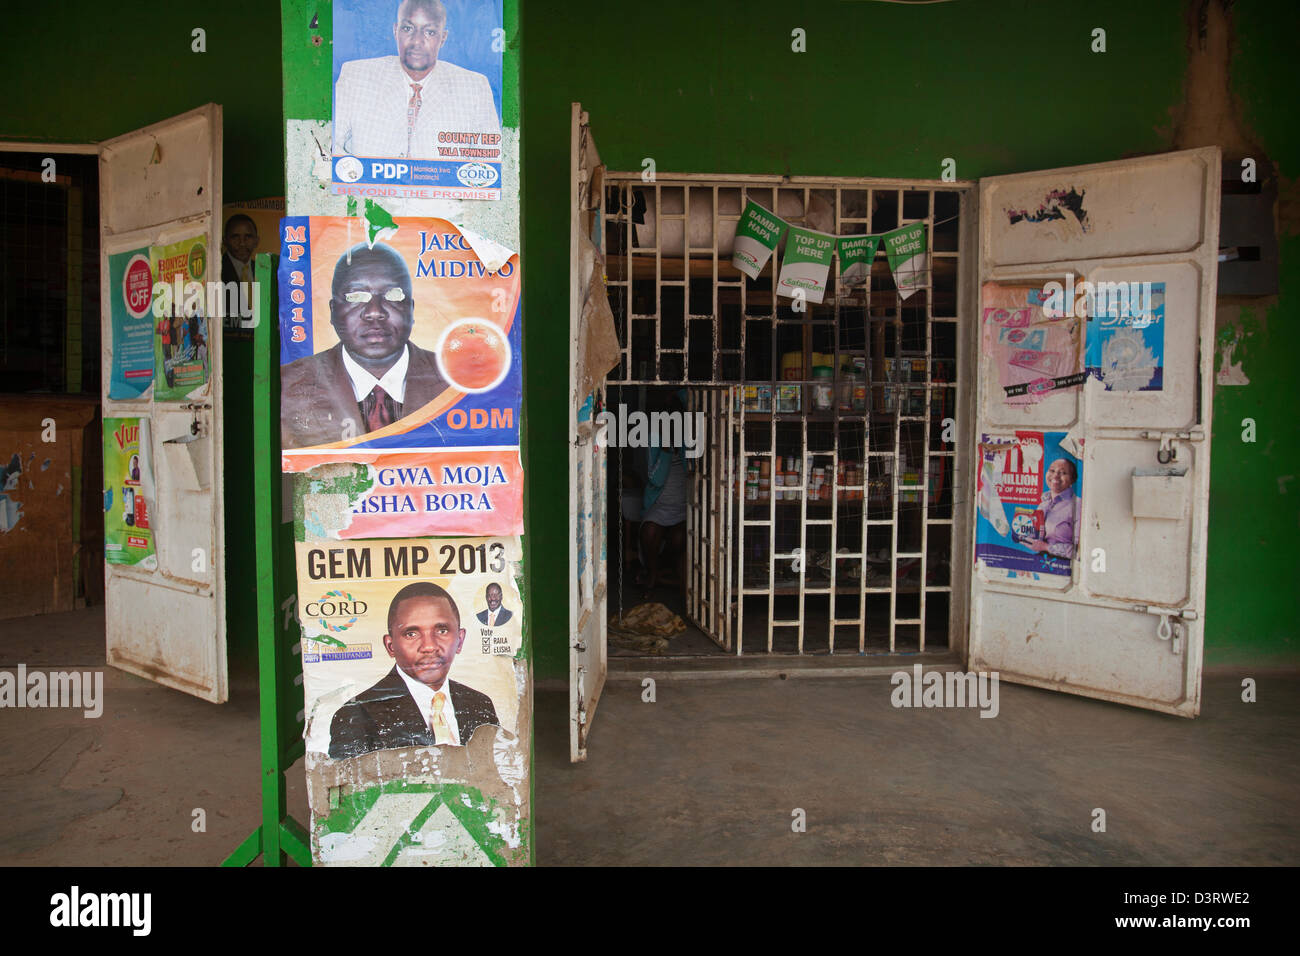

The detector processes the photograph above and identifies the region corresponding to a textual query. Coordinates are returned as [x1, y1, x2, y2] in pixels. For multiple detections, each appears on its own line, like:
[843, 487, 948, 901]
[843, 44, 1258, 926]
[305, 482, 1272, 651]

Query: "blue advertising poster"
[107, 248, 156, 399]
[975, 430, 1082, 579]
[331, 0, 504, 200]
[1085, 281, 1165, 391]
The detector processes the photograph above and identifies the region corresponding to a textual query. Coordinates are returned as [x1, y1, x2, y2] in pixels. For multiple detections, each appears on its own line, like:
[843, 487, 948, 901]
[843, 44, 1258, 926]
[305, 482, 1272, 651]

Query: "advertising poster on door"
[107, 248, 156, 400]
[1085, 281, 1165, 391]
[331, 0, 504, 200]
[102, 417, 157, 569]
[277, 215, 522, 534]
[295, 537, 522, 760]
[151, 234, 212, 401]
[982, 282, 1085, 405]
[975, 430, 1081, 579]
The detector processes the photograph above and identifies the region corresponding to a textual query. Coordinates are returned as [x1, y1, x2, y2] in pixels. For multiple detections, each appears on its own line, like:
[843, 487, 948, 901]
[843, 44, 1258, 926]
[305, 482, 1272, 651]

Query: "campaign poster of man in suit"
[280, 241, 450, 449]
[329, 580, 498, 759]
[331, 0, 504, 199]
[475, 582, 512, 627]
[276, 216, 522, 489]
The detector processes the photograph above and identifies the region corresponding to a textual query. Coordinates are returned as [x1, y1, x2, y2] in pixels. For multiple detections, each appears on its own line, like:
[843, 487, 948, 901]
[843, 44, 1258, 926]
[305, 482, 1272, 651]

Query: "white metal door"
[100, 105, 228, 702]
[569, 104, 608, 760]
[969, 147, 1220, 716]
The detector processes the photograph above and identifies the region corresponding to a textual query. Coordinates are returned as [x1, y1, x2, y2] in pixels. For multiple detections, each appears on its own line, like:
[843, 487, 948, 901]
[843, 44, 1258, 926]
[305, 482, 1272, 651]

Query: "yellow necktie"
[430, 691, 458, 745]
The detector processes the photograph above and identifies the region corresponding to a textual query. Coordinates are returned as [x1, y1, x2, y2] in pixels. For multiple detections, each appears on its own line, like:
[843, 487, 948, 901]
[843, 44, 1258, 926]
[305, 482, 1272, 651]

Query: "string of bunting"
[731, 199, 930, 303]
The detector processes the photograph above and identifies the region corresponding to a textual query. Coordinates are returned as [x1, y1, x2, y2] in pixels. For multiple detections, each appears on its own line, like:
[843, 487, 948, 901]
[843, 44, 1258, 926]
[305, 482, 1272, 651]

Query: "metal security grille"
[604, 175, 970, 655]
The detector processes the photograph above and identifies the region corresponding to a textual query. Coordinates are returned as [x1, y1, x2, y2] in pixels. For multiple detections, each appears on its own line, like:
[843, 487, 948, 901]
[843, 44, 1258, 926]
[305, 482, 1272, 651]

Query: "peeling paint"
[1216, 328, 1250, 385]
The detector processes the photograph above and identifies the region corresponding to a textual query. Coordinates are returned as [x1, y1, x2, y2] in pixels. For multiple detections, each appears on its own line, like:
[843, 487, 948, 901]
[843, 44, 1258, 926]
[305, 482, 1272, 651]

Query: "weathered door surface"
[569, 104, 608, 760]
[969, 147, 1220, 716]
[100, 105, 227, 702]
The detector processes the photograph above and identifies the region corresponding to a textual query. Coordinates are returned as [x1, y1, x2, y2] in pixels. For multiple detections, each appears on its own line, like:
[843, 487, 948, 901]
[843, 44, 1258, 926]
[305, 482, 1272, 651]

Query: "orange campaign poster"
[278, 215, 522, 536]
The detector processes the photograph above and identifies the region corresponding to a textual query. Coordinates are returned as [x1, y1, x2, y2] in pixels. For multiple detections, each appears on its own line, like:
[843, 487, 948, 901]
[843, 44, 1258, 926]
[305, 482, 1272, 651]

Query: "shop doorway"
[601, 175, 971, 660]
[569, 105, 1222, 764]
[0, 105, 229, 703]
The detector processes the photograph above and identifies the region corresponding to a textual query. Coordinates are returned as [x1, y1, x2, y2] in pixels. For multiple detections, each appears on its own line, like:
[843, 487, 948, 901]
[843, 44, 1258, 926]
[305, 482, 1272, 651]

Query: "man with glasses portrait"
[280, 242, 448, 448]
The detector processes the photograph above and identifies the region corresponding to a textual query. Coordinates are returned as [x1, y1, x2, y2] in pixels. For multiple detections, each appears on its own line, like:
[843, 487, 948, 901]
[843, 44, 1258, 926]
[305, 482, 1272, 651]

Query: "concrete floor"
[533, 669, 1300, 866]
[0, 607, 310, 866]
[3, 608, 1298, 865]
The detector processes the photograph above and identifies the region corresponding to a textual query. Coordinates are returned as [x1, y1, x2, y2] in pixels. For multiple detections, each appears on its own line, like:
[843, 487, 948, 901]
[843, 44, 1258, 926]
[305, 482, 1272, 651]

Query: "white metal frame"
[604, 173, 975, 656]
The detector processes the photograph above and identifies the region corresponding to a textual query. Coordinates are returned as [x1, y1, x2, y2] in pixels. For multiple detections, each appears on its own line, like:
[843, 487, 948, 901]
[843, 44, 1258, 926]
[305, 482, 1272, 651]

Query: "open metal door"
[569, 104, 608, 760]
[100, 104, 227, 702]
[969, 147, 1220, 717]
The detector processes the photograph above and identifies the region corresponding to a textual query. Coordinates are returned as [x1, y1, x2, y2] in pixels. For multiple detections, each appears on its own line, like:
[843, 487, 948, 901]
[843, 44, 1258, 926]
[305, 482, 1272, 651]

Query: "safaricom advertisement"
[975, 430, 1082, 579]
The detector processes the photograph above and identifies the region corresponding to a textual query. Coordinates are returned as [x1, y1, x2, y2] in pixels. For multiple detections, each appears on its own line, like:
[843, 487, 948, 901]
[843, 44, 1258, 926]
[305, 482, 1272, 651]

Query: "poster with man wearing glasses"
[277, 215, 523, 536]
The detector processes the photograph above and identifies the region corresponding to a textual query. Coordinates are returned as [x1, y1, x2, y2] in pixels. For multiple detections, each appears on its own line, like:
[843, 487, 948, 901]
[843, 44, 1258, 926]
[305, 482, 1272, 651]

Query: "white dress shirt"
[334, 55, 502, 159]
[395, 666, 462, 747]
[340, 343, 409, 404]
[484, 607, 501, 627]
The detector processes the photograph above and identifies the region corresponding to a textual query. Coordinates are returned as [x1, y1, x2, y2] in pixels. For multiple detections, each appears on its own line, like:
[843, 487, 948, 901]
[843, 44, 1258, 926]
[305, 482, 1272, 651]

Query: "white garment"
[334, 55, 501, 159]
[340, 343, 410, 403]
[395, 665, 461, 746]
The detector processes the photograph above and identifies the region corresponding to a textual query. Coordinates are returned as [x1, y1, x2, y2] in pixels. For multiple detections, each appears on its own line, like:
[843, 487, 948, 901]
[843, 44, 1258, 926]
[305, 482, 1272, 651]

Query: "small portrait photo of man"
[221, 214, 258, 285]
[333, 0, 502, 161]
[329, 582, 499, 759]
[280, 241, 449, 449]
[475, 582, 512, 627]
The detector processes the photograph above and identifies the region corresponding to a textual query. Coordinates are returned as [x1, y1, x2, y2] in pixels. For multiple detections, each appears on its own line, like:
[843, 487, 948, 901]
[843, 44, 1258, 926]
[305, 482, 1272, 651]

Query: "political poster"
[107, 248, 156, 400]
[220, 198, 285, 339]
[975, 430, 1081, 579]
[331, 0, 504, 200]
[103, 417, 156, 569]
[777, 226, 836, 304]
[151, 234, 212, 402]
[982, 283, 1085, 405]
[295, 536, 522, 759]
[1086, 281, 1165, 391]
[278, 215, 523, 535]
[730, 200, 786, 279]
[881, 221, 929, 299]
[837, 233, 879, 288]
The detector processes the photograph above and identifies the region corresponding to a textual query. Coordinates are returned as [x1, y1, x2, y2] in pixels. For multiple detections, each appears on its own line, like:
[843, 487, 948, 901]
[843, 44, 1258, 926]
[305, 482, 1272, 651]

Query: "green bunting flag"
[837, 234, 880, 288]
[731, 200, 787, 279]
[777, 227, 837, 304]
[881, 221, 929, 299]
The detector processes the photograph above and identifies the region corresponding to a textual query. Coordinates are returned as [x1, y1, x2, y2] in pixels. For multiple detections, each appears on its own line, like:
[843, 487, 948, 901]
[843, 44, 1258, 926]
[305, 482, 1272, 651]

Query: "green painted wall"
[2, 1, 285, 663]
[521, 0, 1300, 677]
[5, 0, 1295, 679]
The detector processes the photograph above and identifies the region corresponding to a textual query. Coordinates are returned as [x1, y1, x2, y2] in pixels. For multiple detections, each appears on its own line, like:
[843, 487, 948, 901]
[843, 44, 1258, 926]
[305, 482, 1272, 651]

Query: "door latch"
[1134, 604, 1197, 653]
[1139, 428, 1205, 464]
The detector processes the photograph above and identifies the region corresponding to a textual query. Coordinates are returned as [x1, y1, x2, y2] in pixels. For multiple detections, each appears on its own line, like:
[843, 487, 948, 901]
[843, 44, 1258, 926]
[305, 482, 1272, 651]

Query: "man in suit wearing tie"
[475, 583, 512, 627]
[221, 214, 259, 286]
[333, 0, 501, 161]
[328, 581, 498, 759]
[280, 241, 448, 448]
